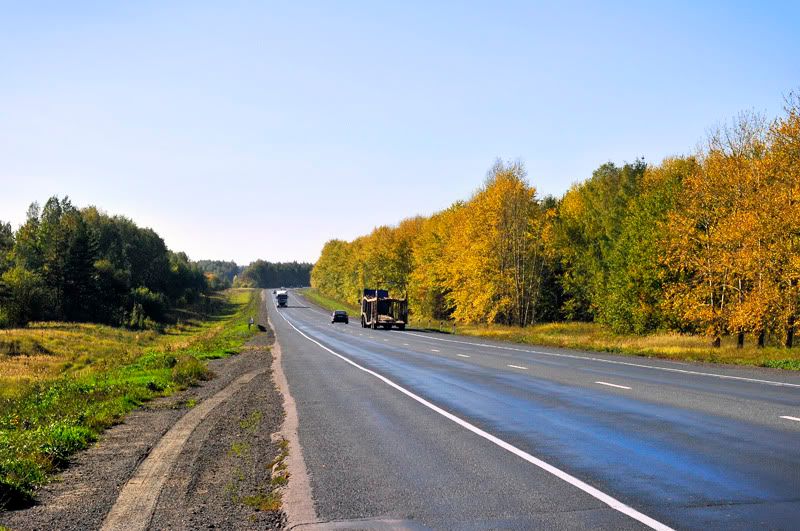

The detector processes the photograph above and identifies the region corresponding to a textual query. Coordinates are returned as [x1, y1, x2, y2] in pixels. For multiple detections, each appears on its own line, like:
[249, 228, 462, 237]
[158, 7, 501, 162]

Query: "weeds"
[242, 490, 282, 512]
[239, 411, 262, 433]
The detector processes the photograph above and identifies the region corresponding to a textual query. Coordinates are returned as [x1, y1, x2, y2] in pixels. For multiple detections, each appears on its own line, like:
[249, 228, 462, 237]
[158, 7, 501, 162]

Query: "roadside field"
[300, 288, 800, 370]
[0, 289, 261, 509]
[299, 288, 360, 316]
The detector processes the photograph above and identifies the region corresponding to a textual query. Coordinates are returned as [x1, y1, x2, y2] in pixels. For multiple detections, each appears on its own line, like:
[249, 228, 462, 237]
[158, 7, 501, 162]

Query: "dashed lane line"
[403, 332, 800, 389]
[596, 381, 632, 390]
[273, 305, 672, 531]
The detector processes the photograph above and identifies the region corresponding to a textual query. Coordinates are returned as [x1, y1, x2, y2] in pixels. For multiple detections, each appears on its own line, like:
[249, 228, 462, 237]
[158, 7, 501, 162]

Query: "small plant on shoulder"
[268, 438, 290, 488]
[239, 437, 290, 513]
[229, 441, 251, 458]
[239, 410, 262, 433]
[242, 489, 282, 512]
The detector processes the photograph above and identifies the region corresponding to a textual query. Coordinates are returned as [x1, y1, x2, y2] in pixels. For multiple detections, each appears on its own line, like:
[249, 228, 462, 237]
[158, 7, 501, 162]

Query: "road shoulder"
[1, 292, 288, 531]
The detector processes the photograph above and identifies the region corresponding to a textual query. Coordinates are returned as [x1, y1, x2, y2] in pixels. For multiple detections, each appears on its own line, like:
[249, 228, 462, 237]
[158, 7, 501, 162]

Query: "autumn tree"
[765, 95, 800, 347]
[443, 160, 547, 325]
[663, 114, 769, 346]
[409, 204, 463, 319]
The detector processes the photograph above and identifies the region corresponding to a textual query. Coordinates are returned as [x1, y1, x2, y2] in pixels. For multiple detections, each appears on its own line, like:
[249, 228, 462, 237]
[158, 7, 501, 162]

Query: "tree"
[0, 266, 46, 327]
[551, 160, 646, 321]
[663, 114, 769, 346]
[601, 158, 694, 333]
[443, 160, 546, 325]
[409, 205, 463, 319]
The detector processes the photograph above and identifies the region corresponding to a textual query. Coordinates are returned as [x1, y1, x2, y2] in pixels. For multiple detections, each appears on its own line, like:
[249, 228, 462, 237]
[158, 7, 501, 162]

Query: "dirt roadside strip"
[1, 289, 311, 530]
[101, 367, 268, 531]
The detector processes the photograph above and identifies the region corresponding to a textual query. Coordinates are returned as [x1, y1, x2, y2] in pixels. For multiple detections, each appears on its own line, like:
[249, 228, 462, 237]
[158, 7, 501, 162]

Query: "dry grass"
[0, 289, 254, 399]
[448, 321, 800, 368]
[302, 288, 799, 369]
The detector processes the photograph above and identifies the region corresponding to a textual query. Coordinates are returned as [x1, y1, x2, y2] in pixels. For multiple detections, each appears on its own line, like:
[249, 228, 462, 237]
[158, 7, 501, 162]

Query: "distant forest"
[313, 98, 800, 348]
[0, 197, 311, 329]
[197, 259, 312, 290]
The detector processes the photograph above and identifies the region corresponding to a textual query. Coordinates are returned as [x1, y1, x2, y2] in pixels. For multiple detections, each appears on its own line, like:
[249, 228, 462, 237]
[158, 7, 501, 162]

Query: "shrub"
[172, 355, 212, 387]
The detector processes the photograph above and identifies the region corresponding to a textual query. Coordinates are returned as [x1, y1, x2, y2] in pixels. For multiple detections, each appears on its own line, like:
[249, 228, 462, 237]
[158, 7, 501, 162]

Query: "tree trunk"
[712, 336, 721, 348]
[758, 330, 766, 348]
[787, 315, 795, 349]
[737, 332, 744, 348]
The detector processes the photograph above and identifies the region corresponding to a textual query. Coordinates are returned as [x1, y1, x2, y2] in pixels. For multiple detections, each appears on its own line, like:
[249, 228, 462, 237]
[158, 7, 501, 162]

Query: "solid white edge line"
[457, 354, 471, 358]
[780, 415, 800, 422]
[273, 302, 673, 531]
[404, 332, 800, 389]
[508, 364, 528, 370]
[431, 349, 440, 352]
[596, 381, 632, 390]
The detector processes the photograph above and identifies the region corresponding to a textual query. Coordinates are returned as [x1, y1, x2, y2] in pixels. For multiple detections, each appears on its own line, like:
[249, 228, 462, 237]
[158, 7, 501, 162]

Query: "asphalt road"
[268, 290, 800, 530]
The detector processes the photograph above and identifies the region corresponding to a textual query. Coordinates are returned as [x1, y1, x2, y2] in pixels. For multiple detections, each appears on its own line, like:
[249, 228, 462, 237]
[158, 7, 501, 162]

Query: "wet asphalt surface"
[271, 290, 800, 530]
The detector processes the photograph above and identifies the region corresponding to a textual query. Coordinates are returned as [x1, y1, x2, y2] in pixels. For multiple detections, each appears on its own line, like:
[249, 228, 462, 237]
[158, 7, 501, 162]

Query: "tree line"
[0, 199, 312, 329]
[0, 197, 207, 328]
[312, 97, 800, 348]
[191, 260, 312, 290]
[234, 260, 312, 289]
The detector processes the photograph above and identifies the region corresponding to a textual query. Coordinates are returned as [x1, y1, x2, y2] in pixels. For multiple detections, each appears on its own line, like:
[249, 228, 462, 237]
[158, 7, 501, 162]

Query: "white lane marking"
[403, 343, 410, 346]
[273, 304, 672, 531]
[596, 381, 632, 390]
[780, 415, 800, 422]
[404, 332, 800, 389]
[457, 354, 471, 358]
[383, 339, 389, 342]
[431, 349, 440, 352]
[508, 364, 528, 370]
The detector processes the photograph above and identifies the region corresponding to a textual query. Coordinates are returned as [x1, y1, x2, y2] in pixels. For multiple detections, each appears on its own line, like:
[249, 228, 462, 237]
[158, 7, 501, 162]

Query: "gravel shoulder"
[1, 293, 286, 531]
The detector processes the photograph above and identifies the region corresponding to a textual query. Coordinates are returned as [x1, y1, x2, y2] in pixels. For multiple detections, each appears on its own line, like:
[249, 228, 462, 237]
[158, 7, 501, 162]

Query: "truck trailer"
[361, 289, 408, 330]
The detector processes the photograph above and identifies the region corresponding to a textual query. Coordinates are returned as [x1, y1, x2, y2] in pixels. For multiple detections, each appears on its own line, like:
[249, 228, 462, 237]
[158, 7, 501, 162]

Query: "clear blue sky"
[1, 1, 798, 263]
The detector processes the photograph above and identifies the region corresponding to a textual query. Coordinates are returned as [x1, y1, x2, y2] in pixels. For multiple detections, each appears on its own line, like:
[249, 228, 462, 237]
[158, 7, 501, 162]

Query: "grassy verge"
[0, 289, 261, 509]
[300, 288, 799, 370]
[298, 288, 360, 315]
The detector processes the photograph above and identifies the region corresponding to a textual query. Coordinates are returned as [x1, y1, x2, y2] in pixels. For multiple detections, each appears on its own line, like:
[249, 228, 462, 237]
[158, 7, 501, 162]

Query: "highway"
[268, 290, 800, 530]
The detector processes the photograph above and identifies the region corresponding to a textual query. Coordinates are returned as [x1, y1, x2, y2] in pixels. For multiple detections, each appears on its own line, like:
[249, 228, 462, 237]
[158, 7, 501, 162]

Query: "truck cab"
[276, 290, 288, 307]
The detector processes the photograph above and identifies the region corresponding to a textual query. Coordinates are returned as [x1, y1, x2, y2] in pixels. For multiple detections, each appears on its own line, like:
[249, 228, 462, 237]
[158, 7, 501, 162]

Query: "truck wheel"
[361, 317, 366, 328]
[397, 324, 405, 331]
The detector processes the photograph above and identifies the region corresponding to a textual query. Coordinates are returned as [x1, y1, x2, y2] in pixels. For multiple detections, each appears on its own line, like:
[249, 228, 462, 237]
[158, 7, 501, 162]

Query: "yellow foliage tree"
[443, 161, 546, 325]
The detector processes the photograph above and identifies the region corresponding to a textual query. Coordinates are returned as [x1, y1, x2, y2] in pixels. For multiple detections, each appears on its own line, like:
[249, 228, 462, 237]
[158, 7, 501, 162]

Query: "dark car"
[331, 310, 349, 324]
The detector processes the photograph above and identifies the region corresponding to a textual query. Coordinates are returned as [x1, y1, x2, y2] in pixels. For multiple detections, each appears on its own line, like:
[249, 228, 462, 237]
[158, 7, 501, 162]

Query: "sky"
[1, 1, 798, 264]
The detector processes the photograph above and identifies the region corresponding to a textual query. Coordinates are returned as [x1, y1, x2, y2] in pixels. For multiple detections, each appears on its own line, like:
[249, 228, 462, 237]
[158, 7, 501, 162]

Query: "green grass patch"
[242, 490, 282, 512]
[298, 288, 360, 315]
[0, 288, 261, 510]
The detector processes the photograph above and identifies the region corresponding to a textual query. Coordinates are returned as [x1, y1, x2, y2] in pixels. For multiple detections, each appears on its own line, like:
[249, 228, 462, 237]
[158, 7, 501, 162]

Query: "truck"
[361, 289, 408, 330]
[276, 290, 288, 307]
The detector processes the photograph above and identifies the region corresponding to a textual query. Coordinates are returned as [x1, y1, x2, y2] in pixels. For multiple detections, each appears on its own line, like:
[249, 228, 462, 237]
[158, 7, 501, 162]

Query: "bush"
[172, 355, 212, 387]
[130, 287, 167, 323]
